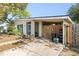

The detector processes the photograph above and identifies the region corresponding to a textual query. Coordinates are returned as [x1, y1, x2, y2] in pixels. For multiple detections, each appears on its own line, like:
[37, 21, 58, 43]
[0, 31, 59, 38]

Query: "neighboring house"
[0, 21, 7, 33]
[14, 15, 74, 46]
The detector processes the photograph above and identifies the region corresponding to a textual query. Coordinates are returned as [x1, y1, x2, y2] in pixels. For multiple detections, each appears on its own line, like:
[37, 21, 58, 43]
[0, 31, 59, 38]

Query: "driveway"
[0, 38, 63, 56]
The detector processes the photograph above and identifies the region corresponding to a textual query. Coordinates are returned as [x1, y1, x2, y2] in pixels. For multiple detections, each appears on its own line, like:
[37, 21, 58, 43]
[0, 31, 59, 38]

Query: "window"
[17, 24, 23, 34]
[27, 22, 31, 35]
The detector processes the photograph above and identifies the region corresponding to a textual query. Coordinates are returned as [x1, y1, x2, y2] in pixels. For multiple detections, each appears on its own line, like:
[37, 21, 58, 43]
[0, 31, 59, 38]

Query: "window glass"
[17, 24, 23, 34]
[27, 22, 31, 35]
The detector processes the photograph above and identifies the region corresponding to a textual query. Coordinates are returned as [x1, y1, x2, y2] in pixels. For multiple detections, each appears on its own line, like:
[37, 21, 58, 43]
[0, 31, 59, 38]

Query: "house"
[0, 21, 7, 33]
[14, 15, 74, 46]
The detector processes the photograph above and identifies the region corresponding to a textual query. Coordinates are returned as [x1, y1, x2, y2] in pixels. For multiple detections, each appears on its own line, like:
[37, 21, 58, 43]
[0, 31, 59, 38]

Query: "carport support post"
[23, 22, 27, 35]
[63, 21, 66, 47]
[31, 21, 35, 37]
[39, 22, 42, 37]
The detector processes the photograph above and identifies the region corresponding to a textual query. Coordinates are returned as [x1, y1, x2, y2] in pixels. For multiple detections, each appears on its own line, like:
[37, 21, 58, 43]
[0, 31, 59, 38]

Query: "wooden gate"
[65, 25, 70, 47]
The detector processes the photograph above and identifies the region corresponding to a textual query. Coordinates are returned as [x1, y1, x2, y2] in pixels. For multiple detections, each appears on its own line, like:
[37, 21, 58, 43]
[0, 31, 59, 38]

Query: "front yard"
[0, 34, 79, 56]
[0, 38, 63, 56]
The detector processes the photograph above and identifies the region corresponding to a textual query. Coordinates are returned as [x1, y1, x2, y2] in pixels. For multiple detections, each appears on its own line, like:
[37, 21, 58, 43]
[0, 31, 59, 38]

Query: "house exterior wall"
[14, 18, 73, 47]
[15, 20, 27, 35]
[15, 20, 43, 37]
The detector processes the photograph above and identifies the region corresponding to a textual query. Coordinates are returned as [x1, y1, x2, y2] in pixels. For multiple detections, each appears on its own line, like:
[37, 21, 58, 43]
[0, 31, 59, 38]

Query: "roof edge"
[28, 15, 69, 19]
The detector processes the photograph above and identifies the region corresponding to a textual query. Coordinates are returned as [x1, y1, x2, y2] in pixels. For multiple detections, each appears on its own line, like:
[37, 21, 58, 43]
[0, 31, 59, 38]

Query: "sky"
[27, 3, 73, 17]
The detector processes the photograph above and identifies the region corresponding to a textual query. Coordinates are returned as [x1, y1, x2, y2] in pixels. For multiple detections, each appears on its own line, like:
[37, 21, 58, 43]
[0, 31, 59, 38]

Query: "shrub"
[13, 29, 21, 35]
[7, 31, 14, 35]
[7, 24, 21, 35]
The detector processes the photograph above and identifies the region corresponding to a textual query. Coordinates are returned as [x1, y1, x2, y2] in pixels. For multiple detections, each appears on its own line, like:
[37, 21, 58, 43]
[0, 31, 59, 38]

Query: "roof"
[15, 15, 74, 24]
[28, 15, 69, 19]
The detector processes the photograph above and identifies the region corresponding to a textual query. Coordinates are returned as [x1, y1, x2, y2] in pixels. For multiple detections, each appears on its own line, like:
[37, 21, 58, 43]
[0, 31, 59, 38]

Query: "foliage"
[68, 4, 79, 23]
[7, 25, 21, 35]
[0, 3, 30, 35]
[7, 20, 21, 35]
[0, 3, 30, 22]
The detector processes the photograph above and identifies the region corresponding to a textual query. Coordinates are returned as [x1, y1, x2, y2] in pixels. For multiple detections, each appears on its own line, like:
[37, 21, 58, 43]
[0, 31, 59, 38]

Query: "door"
[65, 26, 70, 47]
[35, 22, 39, 37]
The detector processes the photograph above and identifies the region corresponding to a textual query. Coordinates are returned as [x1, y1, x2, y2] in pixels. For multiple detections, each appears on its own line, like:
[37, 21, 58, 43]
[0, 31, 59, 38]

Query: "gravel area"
[0, 39, 63, 56]
[59, 48, 79, 56]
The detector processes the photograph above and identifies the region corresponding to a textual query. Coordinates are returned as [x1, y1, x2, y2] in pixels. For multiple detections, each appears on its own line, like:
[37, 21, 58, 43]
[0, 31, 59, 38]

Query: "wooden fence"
[71, 24, 79, 48]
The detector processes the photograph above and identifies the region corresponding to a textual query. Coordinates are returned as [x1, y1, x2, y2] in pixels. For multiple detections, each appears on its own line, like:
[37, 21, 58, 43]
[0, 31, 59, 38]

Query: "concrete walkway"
[0, 39, 63, 56]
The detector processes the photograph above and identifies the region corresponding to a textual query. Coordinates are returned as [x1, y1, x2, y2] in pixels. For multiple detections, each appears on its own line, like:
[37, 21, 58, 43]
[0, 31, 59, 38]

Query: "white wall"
[31, 21, 35, 36]
[15, 20, 27, 35]
[15, 20, 43, 37]
[39, 21, 42, 37]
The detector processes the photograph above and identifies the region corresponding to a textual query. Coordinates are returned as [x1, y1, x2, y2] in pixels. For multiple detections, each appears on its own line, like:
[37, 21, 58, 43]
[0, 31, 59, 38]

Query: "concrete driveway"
[0, 39, 63, 56]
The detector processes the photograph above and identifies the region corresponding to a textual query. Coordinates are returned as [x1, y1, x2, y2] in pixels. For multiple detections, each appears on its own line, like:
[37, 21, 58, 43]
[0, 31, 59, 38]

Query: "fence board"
[72, 24, 79, 48]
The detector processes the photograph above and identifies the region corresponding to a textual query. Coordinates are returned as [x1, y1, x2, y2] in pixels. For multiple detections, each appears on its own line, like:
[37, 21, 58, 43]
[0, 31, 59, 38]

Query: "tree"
[68, 4, 79, 23]
[0, 3, 30, 22]
[0, 3, 30, 35]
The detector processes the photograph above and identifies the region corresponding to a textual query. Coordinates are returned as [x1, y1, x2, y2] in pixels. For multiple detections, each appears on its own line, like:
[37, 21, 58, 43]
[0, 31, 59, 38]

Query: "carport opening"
[51, 26, 63, 43]
[42, 22, 63, 43]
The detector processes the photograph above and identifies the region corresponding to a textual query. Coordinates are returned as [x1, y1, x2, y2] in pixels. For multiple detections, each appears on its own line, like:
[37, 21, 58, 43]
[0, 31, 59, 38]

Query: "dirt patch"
[0, 34, 19, 43]
[0, 40, 33, 52]
[0, 43, 22, 52]
[0, 34, 33, 52]
[0, 34, 20, 52]
[59, 48, 79, 56]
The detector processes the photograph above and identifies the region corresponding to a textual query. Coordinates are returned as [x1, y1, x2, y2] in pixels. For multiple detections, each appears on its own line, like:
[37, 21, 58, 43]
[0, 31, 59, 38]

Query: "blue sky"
[27, 3, 73, 17]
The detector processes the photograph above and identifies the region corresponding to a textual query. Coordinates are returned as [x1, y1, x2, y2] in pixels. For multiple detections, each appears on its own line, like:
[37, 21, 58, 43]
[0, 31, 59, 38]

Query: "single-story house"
[14, 15, 74, 46]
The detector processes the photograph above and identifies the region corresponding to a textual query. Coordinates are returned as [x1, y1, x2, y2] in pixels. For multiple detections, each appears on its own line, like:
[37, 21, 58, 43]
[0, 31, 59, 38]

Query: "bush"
[7, 28, 21, 35]
[13, 29, 21, 35]
[7, 31, 14, 35]
[7, 24, 21, 35]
